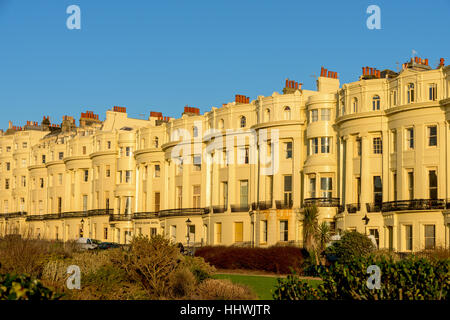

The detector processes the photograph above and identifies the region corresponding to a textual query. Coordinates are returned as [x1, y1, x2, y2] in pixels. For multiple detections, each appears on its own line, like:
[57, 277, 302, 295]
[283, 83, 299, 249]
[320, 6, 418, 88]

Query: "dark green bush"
[0, 273, 61, 300]
[274, 255, 449, 300]
[273, 273, 323, 300]
[324, 231, 376, 263]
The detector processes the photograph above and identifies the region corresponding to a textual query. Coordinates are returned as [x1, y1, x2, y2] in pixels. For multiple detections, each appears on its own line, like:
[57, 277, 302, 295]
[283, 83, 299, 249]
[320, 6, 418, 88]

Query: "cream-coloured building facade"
[0, 57, 449, 252]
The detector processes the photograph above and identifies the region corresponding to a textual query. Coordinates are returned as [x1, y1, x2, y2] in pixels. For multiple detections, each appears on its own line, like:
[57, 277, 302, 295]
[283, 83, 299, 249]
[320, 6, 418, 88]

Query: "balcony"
[251, 201, 273, 211]
[159, 208, 208, 218]
[26, 213, 61, 221]
[303, 197, 340, 207]
[366, 203, 382, 212]
[0, 212, 27, 219]
[381, 199, 445, 212]
[230, 204, 250, 212]
[109, 214, 133, 222]
[60, 211, 89, 219]
[212, 205, 227, 213]
[346, 203, 361, 213]
[88, 209, 113, 216]
[275, 200, 293, 209]
[133, 212, 159, 219]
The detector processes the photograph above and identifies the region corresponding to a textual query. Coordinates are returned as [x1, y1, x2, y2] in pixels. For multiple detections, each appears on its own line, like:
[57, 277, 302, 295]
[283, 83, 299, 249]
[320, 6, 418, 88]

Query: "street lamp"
[185, 218, 191, 255]
[80, 218, 85, 238]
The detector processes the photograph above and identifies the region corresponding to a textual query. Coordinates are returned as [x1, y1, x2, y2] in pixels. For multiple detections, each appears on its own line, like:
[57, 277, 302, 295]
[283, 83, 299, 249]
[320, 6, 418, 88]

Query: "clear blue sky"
[0, 0, 448, 129]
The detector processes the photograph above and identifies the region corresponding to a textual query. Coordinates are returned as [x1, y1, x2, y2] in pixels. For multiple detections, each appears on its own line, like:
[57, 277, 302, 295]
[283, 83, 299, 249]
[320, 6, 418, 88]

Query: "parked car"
[97, 242, 121, 250]
[76, 237, 98, 250]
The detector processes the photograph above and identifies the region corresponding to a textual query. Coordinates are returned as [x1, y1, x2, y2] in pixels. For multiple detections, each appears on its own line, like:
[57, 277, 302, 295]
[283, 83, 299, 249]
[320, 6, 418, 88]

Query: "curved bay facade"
[0, 58, 449, 252]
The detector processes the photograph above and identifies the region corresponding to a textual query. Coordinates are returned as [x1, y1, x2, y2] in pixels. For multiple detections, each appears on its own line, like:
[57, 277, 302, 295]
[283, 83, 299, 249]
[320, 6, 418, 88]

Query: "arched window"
[340, 98, 346, 116]
[407, 83, 415, 103]
[372, 95, 380, 111]
[154, 137, 159, 148]
[218, 119, 224, 129]
[192, 126, 198, 138]
[240, 116, 246, 128]
[283, 107, 291, 120]
[265, 109, 271, 122]
[352, 98, 358, 113]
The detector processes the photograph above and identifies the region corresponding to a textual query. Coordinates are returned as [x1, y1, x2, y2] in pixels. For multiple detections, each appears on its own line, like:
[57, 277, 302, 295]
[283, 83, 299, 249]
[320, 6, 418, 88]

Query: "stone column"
[360, 134, 371, 212]
[344, 135, 354, 205]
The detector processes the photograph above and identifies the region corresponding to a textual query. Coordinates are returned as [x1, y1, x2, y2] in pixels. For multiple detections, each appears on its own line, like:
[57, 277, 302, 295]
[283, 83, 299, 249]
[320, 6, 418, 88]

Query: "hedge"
[194, 246, 306, 274]
[273, 255, 449, 300]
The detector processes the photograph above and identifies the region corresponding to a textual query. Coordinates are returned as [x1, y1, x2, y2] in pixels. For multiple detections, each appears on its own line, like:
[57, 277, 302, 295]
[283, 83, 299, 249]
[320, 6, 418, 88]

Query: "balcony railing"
[303, 198, 340, 207]
[275, 200, 293, 209]
[159, 208, 208, 218]
[230, 204, 250, 212]
[109, 214, 133, 222]
[88, 209, 113, 216]
[0, 212, 27, 219]
[133, 212, 159, 219]
[366, 203, 382, 212]
[346, 203, 361, 213]
[381, 199, 445, 212]
[251, 201, 273, 211]
[212, 205, 227, 213]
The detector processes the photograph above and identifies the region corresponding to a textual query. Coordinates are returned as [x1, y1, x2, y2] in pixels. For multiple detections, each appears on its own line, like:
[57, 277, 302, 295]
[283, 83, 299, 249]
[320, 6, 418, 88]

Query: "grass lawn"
[213, 274, 322, 300]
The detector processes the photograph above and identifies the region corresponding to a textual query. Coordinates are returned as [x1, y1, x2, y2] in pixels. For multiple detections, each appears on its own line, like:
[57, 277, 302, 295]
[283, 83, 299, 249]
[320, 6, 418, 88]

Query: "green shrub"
[273, 273, 323, 300]
[117, 235, 182, 298]
[169, 268, 197, 298]
[324, 231, 376, 263]
[0, 273, 61, 300]
[274, 255, 449, 300]
[179, 256, 216, 283]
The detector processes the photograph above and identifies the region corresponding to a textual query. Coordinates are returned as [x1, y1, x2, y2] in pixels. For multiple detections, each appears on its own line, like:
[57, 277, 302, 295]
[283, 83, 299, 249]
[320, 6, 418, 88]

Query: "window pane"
[428, 126, 437, 146]
[284, 175, 292, 192]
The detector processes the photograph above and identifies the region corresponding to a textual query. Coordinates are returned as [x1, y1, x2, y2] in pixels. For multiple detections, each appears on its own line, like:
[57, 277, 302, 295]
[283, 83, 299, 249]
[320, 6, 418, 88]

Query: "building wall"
[0, 61, 449, 252]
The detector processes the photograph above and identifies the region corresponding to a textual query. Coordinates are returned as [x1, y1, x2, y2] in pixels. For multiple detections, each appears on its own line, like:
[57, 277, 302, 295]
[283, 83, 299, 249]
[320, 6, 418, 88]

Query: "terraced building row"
[1, 56, 449, 252]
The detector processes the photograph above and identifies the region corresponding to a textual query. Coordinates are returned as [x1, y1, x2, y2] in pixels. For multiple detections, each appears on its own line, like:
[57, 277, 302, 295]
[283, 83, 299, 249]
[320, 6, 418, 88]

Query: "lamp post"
[80, 218, 85, 238]
[185, 218, 191, 255]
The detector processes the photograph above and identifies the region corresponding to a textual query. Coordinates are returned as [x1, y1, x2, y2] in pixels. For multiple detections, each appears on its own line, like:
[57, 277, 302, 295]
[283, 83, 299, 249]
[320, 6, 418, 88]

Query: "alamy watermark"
[66, 265, 81, 290]
[366, 5, 381, 30]
[66, 5, 81, 30]
[169, 122, 280, 175]
[366, 265, 381, 290]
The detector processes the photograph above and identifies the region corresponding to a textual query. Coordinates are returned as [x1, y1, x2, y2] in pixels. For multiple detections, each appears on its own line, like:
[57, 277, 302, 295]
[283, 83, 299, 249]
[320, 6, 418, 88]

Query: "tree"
[302, 205, 319, 264]
[325, 231, 376, 263]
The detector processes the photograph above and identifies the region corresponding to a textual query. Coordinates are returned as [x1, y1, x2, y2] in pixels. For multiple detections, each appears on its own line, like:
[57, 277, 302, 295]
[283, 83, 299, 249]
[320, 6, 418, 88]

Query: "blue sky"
[0, 0, 448, 129]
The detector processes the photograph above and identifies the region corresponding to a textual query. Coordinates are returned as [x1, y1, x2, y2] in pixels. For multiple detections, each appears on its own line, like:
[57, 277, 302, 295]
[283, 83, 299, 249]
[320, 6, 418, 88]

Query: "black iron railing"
[212, 205, 227, 213]
[366, 203, 382, 212]
[303, 198, 340, 207]
[88, 209, 113, 216]
[159, 208, 208, 218]
[60, 211, 89, 218]
[109, 214, 133, 221]
[275, 200, 293, 209]
[133, 212, 159, 219]
[251, 201, 272, 211]
[230, 204, 250, 212]
[346, 203, 361, 213]
[381, 199, 445, 212]
[0, 212, 27, 219]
